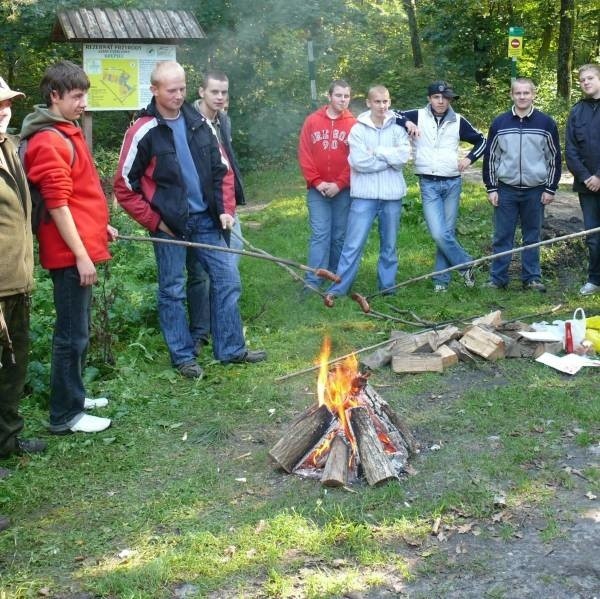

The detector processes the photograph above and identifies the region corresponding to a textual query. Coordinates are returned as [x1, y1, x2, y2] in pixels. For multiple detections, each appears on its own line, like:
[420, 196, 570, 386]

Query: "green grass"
[1, 165, 599, 597]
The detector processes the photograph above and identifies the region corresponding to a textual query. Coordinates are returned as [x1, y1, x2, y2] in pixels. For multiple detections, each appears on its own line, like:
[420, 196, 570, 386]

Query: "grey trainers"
[461, 266, 476, 288]
[177, 362, 204, 379]
[580, 282, 600, 296]
[433, 284, 448, 293]
[523, 279, 546, 292]
[484, 280, 506, 290]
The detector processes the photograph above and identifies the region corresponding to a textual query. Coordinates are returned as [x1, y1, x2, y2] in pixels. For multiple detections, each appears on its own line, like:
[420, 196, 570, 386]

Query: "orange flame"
[316, 337, 360, 444]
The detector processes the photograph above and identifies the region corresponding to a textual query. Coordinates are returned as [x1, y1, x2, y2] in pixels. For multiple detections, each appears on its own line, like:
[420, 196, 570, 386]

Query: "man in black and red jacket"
[114, 61, 265, 378]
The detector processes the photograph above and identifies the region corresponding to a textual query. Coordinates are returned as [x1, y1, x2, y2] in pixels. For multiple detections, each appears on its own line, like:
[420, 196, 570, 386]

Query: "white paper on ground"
[519, 330, 563, 342]
[536, 352, 600, 375]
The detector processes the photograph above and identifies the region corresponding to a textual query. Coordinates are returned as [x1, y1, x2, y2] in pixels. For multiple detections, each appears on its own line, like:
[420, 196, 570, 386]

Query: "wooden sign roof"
[52, 8, 206, 43]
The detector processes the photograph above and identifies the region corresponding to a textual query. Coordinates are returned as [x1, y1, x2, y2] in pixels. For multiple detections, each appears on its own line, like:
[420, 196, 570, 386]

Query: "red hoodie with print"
[298, 106, 356, 190]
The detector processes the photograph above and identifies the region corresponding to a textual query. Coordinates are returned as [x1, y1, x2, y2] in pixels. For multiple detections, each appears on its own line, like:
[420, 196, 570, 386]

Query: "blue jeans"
[579, 192, 600, 285]
[185, 219, 244, 345]
[420, 177, 472, 285]
[154, 212, 246, 364]
[305, 187, 351, 288]
[328, 198, 403, 296]
[491, 183, 545, 285]
[49, 266, 90, 429]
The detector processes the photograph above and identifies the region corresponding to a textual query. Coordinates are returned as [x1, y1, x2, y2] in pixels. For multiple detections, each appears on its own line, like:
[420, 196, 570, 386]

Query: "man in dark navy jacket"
[566, 64, 600, 296]
[114, 61, 265, 378]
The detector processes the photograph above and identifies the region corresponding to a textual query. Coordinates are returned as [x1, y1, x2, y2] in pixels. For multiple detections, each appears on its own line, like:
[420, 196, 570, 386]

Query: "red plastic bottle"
[565, 321, 574, 353]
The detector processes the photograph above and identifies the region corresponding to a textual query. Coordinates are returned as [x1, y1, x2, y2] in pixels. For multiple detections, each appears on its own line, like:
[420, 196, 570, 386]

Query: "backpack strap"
[19, 125, 75, 167]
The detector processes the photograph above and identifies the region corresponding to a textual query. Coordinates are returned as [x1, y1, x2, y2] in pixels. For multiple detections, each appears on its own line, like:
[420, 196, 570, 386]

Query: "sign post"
[508, 26, 524, 82]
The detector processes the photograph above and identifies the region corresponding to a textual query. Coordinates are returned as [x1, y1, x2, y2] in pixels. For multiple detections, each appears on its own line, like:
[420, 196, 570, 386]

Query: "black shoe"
[16, 438, 47, 455]
[223, 350, 267, 364]
[194, 338, 209, 355]
[0, 516, 10, 532]
[523, 280, 546, 292]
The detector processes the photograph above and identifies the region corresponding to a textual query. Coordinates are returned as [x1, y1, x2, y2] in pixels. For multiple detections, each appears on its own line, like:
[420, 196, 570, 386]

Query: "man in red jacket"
[298, 80, 356, 291]
[20, 61, 116, 435]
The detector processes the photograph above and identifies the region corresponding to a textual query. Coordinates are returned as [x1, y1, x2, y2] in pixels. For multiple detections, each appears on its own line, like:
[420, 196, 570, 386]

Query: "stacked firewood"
[361, 310, 563, 374]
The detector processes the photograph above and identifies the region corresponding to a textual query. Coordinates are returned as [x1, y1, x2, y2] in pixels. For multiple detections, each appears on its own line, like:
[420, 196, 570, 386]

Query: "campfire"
[270, 339, 419, 487]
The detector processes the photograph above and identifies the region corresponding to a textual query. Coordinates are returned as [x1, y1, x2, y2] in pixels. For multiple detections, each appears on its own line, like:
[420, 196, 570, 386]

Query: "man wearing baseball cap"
[395, 81, 486, 292]
[0, 76, 47, 532]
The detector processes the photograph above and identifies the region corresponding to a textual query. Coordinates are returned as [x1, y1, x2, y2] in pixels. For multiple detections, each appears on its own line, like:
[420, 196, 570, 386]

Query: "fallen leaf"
[455, 542, 467, 554]
[430, 444, 441, 451]
[457, 522, 473, 534]
[224, 545, 236, 557]
[492, 511, 506, 523]
[117, 548, 136, 560]
[472, 527, 482, 536]
[181, 432, 188, 441]
[585, 491, 597, 500]
[246, 548, 257, 558]
[493, 494, 507, 507]
[254, 519, 267, 534]
[38, 588, 51, 596]
[431, 516, 441, 535]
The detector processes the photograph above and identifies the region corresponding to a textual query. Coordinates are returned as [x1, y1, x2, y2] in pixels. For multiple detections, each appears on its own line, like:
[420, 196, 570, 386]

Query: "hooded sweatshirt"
[298, 105, 356, 189]
[348, 110, 410, 200]
[20, 106, 110, 270]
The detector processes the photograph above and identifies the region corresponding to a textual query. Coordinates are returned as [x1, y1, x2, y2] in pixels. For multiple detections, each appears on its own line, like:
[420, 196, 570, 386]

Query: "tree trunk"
[557, 0, 575, 99]
[402, 0, 423, 68]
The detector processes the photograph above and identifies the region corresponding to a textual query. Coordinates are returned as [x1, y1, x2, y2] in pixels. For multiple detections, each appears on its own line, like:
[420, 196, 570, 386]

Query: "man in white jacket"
[397, 81, 486, 293]
[325, 85, 410, 305]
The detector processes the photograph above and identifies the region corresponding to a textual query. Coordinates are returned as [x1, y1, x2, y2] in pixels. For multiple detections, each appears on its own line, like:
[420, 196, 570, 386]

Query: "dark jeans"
[579, 192, 600, 285]
[49, 266, 90, 430]
[491, 183, 545, 285]
[185, 219, 243, 346]
[0, 294, 29, 457]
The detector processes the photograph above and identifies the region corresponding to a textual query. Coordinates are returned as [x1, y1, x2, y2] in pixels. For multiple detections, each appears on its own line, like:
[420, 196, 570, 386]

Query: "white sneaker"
[84, 397, 109, 409]
[580, 282, 600, 296]
[69, 414, 112, 433]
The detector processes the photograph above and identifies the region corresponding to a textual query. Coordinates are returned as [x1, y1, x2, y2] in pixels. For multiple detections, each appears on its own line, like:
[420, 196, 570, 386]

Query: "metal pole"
[307, 37, 317, 110]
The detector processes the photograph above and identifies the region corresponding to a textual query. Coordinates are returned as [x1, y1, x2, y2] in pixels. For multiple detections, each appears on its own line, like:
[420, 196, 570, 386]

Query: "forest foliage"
[1, 0, 599, 167]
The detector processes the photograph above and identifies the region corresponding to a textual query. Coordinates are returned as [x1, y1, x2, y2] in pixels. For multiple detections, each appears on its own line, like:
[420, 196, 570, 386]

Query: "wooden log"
[447, 339, 477, 363]
[350, 406, 397, 486]
[459, 325, 506, 361]
[391, 352, 444, 373]
[426, 326, 462, 351]
[321, 435, 349, 487]
[435, 344, 459, 368]
[472, 310, 503, 328]
[269, 404, 334, 473]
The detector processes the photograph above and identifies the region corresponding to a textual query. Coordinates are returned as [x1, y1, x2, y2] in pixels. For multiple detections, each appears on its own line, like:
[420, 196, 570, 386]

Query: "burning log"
[269, 404, 334, 473]
[321, 435, 349, 487]
[351, 407, 397, 486]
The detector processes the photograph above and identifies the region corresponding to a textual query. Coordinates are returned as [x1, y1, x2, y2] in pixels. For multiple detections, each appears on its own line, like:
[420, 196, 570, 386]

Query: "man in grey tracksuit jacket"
[483, 77, 561, 291]
[325, 85, 410, 304]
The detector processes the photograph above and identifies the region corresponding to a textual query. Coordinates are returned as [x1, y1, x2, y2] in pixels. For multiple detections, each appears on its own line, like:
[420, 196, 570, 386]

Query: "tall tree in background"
[402, 0, 423, 67]
[557, 0, 575, 99]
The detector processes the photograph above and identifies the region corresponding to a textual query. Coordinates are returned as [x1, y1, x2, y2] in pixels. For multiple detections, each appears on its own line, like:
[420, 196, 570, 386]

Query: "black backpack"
[18, 127, 75, 233]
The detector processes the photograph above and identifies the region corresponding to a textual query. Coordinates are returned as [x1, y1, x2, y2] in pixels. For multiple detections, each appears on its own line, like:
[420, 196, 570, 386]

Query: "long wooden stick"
[367, 225, 600, 299]
[117, 233, 339, 282]
[229, 229, 326, 298]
